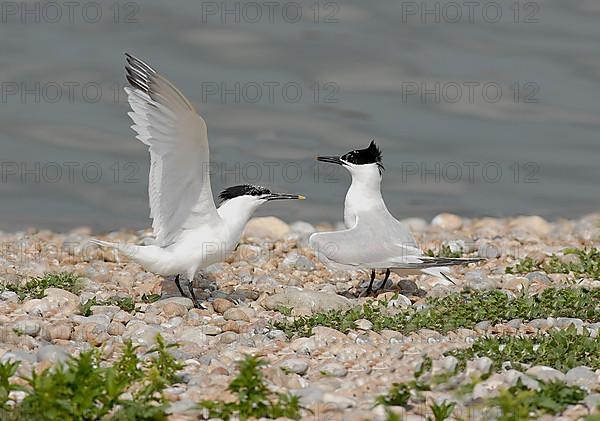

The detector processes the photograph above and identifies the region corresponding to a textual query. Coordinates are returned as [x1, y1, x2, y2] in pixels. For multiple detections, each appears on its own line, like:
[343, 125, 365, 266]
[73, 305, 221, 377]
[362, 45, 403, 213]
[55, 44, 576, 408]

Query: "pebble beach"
[1, 213, 600, 420]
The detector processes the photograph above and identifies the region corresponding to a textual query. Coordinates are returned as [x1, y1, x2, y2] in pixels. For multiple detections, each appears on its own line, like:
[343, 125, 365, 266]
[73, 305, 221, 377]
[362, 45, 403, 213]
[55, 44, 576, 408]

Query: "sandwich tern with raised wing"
[92, 54, 304, 307]
[309, 140, 482, 294]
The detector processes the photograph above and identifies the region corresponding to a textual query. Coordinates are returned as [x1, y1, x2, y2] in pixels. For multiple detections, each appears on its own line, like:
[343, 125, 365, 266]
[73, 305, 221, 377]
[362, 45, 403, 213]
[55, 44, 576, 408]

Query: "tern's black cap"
[218, 184, 271, 204]
[341, 140, 384, 172]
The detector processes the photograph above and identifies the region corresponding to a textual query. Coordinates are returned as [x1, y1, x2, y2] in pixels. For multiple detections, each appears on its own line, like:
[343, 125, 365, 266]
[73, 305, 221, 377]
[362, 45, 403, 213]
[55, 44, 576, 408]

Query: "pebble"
[281, 252, 316, 271]
[107, 321, 126, 336]
[176, 327, 208, 347]
[73, 322, 109, 346]
[466, 357, 493, 376]
[222, 308, 250, 322]
[123, 322, 161, 347]
[318, 363, 348, 377]
[1, 216, 598, 420]
[40, 321, 73, 341]
[510, 216, 552, 236]
[400, 218, 428, 232]
[0, 291, 19, 302]
[526, 366, 566, 383]
[526, 271, 551, 284]
[37, 345, 69, 364]
[212, 298, 234, 314]
[263, 290, 352, 313]
[432, 356, 458, 375]
[431, 213, 462, 230]
[584, 393, 600, 411]
[154, 297, 194, 310]
[555, 317, 584, 330]
[322, 392, 356, 408]
[386, 294, 412, 308]
[161, 302, 188, 317]
[243, 217, 290, 239]
[279, 358, 309, 375]
[1, 350, 37, 365]
[565, 366, 598, 389]
[12, 320, 41, 337]
[355, 319, 373, 331]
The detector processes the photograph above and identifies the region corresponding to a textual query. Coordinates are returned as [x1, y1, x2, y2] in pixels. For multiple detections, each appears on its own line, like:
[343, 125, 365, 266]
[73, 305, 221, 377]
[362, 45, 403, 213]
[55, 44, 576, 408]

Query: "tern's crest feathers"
[218, 184, 271, 203]
[341, 140, 384, 172]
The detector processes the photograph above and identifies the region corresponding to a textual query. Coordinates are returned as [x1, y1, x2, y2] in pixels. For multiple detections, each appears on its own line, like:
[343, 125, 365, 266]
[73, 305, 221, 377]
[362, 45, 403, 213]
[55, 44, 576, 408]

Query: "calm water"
[1, 0, 599, 232]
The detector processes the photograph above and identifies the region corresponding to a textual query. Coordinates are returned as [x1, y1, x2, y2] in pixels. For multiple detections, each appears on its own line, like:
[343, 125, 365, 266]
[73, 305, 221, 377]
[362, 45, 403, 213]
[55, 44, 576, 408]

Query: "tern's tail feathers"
[89, 239, 140, 259]
[389, 256, 484, 270]
[418, 256, 485, 267]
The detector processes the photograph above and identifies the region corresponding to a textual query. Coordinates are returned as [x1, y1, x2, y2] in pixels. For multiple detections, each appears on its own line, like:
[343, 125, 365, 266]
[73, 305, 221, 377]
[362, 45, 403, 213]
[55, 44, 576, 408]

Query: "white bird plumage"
[309, 140, 483, 292]
[92, 54, 304, 306]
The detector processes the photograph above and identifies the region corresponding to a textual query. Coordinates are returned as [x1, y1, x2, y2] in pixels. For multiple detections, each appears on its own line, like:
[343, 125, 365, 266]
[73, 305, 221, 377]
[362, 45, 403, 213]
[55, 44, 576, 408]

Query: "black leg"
[174, 274, 186, 297]
[377, 269, 391, 292]
[366, 269, 376, 294]
[187, 278, 206, 309]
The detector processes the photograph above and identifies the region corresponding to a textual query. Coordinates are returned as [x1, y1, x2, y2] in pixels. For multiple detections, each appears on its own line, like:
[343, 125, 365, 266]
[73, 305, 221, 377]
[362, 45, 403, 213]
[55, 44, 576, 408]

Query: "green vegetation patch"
[375, 383, 412, 407]
[80, 296, 135, 315]
[377, 370, 585, 421]
[376, 380, 457, 421]
[2, 272, 82, 300]
[272, 287, 600, 337]
[426, 245, 464, 259]
[0, 335, 182, 420]
[81, 293, 162, 316]
[448, 326, 600, 372]
[506, 247, 600, 279]
[490, 378, 585, 420]
[197, 355, 300, 420]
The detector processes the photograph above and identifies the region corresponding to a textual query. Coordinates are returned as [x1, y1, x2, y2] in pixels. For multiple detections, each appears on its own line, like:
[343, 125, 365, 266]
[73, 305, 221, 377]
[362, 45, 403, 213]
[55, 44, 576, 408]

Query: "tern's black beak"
[316, 156, 344, 165]
[266, 193, 306, 201]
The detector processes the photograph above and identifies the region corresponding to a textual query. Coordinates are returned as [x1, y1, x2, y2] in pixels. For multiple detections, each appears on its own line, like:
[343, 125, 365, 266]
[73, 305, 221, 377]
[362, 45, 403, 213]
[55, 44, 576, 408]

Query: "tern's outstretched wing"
[124, 53, 219, 247]
[309, 219, 482, 270]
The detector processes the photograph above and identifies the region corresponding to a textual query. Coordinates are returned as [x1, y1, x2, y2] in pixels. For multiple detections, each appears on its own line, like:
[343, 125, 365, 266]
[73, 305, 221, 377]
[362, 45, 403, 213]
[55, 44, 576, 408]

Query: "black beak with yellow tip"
[266, 193, 306, 201]
[316, 156, 345, 165]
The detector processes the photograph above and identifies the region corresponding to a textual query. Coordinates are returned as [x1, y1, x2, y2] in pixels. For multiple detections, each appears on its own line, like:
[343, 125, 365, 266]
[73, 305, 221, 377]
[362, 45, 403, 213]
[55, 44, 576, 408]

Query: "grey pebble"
[37, 345, 69, 364]
[565, 366, 598, 389]
[555, 317, 584, 330]
[526, 271, 551, 284]
[279, 358, 309, 375]
[526, 366, 566, 383]
[319, 362, 347, 377]
[281, 252, 316, 271]
[1, 350, 37, 364]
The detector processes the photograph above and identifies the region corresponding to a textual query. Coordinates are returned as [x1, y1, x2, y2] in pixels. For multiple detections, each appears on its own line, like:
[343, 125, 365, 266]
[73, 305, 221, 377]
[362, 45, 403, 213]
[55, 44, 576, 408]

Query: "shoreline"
[0, 213, 599, 419]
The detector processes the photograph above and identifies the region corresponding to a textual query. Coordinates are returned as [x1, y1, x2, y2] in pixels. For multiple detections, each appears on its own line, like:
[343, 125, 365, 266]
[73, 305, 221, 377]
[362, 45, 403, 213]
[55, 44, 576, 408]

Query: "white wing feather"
[124, 53, 219, 247]
[309, 217, 482, 269]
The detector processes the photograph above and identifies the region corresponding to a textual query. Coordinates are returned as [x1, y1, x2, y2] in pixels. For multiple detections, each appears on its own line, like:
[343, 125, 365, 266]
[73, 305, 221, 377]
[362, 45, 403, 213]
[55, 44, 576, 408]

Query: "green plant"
[375, 383, 412, 407]
[506, 247, 600, 279]
[415, 356, 433, 379]
[198, 355, 300, 420]
[384, 408, 402, 421]
[272, 287, 600, 338]
[141, 293, 161, 303]
[426, 245, 464, 258]
[489, 378, 585, 420]
[449, 326, 600, 372]
[2, 272, 81, 300]
[1, 334, 181, 420]
[0, 361, 22, 412]
[275, 306, 292, 316]
[427, 400, 456, 421]
[80, 296, 136, 316]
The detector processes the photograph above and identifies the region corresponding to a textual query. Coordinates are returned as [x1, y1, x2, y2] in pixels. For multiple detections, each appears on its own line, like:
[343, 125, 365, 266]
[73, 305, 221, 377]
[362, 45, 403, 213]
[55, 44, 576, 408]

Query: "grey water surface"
[0, 0, 599, 232]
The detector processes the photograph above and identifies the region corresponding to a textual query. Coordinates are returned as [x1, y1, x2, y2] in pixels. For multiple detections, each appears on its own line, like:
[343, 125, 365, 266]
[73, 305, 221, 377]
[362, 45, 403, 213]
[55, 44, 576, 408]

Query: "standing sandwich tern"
[309, 140, 482, 294]
[92, 54, 304, 307]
